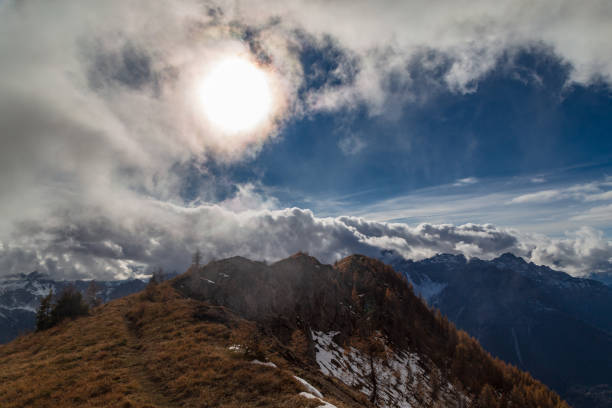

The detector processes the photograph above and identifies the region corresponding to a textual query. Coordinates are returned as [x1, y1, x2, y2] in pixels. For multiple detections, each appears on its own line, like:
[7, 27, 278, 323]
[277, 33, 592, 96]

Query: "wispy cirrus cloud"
[510, 190, 565, 204]
[453, 177, 478, 187]
[321, 173, 612, 238]
[509, 180, 611, 204]
[571, 204, 612, 223]
[338, 134, 367, 156]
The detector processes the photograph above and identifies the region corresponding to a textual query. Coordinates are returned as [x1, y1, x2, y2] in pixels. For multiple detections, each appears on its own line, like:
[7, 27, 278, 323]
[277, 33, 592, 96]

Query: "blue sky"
[1, 0, 612, 280]
[201, 46, 612, 236]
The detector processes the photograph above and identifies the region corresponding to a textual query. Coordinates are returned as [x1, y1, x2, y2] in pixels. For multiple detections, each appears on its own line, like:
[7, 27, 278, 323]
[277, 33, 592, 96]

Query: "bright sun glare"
[199, 57, 273, 134]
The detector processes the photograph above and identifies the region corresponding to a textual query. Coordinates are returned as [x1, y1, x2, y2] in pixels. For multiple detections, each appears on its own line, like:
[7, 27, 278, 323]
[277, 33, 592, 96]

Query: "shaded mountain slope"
[383, 252, 612, 408]
[0, 253, 568, 408]
[173, 253, 568, 407]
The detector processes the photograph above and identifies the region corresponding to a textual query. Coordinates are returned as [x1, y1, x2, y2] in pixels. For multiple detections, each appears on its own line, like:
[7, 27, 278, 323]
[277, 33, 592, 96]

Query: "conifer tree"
[35, 289, 53, 331]
[35, 286, 89, 331]
[85, 281, 102, 308]
[477, 384, 499, 408]
[192, 249, 202, 268]
[50, 286, 89, 325]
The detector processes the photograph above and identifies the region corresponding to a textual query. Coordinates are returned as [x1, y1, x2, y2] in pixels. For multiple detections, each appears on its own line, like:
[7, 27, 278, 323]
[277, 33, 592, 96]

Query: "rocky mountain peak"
[423, 253, 467, 265]
[491, 252, 530, 271]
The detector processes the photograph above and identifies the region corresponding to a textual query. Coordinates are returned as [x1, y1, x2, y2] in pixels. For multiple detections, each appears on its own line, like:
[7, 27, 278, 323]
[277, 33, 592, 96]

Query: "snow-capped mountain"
[0, 271, 146, 343]
[381, 250, 612, 408]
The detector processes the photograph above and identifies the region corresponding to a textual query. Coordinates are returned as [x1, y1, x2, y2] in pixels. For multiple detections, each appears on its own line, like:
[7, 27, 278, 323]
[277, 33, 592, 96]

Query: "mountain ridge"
[0, 253, 568, 408]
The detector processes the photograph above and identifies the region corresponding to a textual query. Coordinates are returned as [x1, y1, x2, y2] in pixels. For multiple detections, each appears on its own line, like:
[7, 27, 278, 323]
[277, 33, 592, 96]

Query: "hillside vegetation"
[0, 253, 569, 408]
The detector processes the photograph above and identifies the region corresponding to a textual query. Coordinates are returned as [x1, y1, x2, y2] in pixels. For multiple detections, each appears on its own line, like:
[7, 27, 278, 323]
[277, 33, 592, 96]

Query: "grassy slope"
[0, 284, 363, 408]
[0, 254, 571, 408]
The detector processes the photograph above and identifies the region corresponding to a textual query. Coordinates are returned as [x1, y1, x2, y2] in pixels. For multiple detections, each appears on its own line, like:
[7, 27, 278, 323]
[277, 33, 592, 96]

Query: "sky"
[1, 0, 612, 280]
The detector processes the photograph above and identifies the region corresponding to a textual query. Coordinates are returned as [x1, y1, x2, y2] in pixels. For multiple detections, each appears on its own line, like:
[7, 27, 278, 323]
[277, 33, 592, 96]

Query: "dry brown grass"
[0, 284, 350, 408]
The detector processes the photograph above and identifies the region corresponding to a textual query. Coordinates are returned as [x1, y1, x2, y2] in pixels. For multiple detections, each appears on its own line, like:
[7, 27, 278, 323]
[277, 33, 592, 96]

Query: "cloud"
[1, 197, 610, 280]
[571, 204, 612, 223]
[584, 191, 612, 202]
[509, 181, 611, 204]
[453, 177, 478, 187]
[529, 227, 612, 275]
[338, 134, 366, 155]
[510, 189, 563, 204]
[0, 0, 301, 240]
[2, 0, 612, 282]
[320, 174, 612, 239]
[218, 183, 280, 212]
[232, 0, 612, 111]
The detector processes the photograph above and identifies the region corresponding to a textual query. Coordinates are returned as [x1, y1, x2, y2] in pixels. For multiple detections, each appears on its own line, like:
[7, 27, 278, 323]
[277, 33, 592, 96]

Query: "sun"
[198, 57, 273, 134]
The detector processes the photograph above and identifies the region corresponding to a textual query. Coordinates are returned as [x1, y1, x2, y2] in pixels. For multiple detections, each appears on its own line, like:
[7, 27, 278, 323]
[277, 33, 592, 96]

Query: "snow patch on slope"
[251, 359, 277, 368]
[312, 331, 466, 408]
[300, 392, 338, 408]
[0, 305, 37, 313]
[404, 275, 447, 303]
[294, 376, 323, 399]
[511, 328, 524, 367]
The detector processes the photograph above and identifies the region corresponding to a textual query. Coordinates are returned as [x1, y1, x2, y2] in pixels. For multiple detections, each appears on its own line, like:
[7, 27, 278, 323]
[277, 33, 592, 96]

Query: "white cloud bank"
[1, 197, 611, 280]
[243, 0, 612, 109]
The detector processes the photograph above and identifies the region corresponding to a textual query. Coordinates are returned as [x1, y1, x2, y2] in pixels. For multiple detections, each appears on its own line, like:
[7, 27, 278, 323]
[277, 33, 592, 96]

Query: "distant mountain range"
[0, 271, 146, 343]
[588, 271, 612, 287]
[380, 251, 612, 408]
[0, 253, 567, 408]
[2, 252, 610, 407]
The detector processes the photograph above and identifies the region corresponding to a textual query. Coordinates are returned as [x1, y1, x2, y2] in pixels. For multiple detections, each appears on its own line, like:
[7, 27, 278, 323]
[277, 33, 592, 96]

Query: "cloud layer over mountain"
[2, 196, 611, 280]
